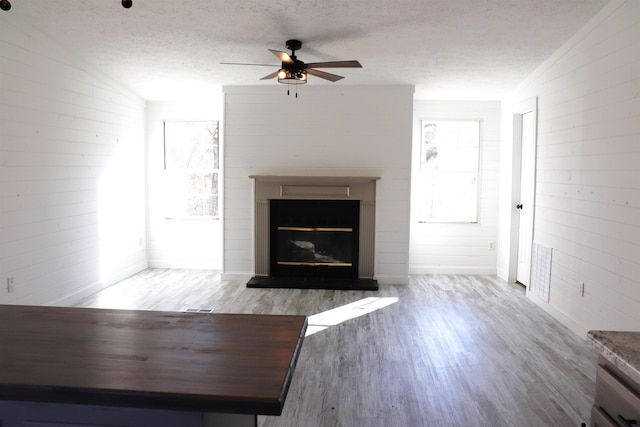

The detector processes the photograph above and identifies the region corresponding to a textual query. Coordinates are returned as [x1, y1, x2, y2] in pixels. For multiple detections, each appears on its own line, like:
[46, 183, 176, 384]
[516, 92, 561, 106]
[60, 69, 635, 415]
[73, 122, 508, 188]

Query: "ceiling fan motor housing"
[285, 39, 302, 52]
[282, 58, 304, 72]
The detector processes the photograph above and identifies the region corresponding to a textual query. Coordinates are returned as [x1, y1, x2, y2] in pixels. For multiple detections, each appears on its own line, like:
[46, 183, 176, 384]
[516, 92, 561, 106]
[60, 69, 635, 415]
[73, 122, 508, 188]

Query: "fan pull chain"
[284, 82, 299, 98]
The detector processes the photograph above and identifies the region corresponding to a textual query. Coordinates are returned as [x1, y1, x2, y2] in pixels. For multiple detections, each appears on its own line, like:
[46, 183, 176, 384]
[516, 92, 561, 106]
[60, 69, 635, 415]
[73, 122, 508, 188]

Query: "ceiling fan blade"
[306, 60, 362, 69]
[221, 62, 278, 67]
[269, 49, 293, 63]
[260, 71, 279, 80]
[306, 68, 344, 82]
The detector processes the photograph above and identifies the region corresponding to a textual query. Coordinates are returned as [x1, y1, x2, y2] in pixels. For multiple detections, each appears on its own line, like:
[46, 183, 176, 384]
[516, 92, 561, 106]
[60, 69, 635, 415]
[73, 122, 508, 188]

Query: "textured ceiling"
[7, 0, 611, 101]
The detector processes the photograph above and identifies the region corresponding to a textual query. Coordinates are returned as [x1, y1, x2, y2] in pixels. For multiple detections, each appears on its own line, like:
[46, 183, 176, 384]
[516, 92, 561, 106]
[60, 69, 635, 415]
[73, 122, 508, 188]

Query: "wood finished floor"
[75, 270, 597, 427]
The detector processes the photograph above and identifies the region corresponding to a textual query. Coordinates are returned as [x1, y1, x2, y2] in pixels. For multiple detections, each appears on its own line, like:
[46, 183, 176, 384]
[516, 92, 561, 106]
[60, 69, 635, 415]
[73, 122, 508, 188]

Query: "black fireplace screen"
[277, 227, 353, 267]
[270, 199, 360, 278]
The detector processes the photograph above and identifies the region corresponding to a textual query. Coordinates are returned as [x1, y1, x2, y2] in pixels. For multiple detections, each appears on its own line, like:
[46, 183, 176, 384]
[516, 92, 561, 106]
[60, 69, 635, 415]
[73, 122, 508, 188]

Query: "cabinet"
[0, 401, 256, 427]
[587, 331, 640, 427]
[591, 356, 640, 427]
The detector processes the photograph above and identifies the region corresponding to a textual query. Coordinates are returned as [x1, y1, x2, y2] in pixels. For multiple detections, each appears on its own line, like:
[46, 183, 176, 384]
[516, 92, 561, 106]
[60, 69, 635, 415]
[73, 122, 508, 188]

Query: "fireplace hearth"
[247, 275, 379, 290]
[247, 175, 379, 290]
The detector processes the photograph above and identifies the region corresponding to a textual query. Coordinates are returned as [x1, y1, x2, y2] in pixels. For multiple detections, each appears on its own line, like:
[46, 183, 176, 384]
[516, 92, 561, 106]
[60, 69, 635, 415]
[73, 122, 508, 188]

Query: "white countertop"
[587, 330, 640, 385]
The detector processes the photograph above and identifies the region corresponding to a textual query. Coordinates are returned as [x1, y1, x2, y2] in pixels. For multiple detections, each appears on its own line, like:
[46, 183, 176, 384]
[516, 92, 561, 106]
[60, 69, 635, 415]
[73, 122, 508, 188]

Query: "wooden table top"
[0, 305, 307, 415]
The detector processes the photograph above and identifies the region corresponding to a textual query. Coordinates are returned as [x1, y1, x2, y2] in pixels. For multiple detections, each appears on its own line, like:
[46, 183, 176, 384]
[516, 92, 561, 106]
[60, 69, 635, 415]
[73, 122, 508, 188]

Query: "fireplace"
[270, 199, 359, 279]
[247, 175, 379, 290]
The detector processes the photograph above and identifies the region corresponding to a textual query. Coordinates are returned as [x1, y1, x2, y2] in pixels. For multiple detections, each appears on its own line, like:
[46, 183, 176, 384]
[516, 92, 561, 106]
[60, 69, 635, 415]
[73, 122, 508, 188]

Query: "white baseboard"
[496, 267, 509, 282]
[374, 275, 410, 285]
[148, 259, 222, 270]
[220, 272, 253, 282]
[47, 261, 148, 307]
[528, 292, 588, 339]
[107, 261, 149, 286]
[409, 266, 497, 275]
[48, 280, 107, 307]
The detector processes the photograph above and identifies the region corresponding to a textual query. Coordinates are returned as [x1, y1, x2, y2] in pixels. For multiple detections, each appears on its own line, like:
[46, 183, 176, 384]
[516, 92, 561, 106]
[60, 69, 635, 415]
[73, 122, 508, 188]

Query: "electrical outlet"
[7, 277, 15, 293]
[579, 282, 585, 296]
[489, 242, 495, 250]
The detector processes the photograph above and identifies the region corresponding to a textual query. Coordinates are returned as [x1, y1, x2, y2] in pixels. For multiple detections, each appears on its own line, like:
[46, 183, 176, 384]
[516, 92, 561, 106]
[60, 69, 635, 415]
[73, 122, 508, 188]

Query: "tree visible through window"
[164, 121, 219, 218]
[418, 120, 480, 223]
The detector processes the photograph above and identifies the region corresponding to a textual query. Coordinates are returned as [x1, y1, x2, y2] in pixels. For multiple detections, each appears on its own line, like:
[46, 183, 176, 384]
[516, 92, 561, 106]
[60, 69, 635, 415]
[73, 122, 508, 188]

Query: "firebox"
[270, 199, 359, 279]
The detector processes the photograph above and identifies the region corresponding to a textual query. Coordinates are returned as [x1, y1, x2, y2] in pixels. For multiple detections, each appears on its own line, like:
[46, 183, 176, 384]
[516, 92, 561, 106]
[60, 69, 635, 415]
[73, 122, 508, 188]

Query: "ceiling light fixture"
[276, 69, 307, 85]
[276, 68, 307, 98]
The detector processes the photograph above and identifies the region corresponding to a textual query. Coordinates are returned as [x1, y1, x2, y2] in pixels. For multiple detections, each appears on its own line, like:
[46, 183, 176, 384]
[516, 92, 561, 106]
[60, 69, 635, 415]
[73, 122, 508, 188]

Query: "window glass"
[164, 121, 220, 218]
[418, 120, 480, 223]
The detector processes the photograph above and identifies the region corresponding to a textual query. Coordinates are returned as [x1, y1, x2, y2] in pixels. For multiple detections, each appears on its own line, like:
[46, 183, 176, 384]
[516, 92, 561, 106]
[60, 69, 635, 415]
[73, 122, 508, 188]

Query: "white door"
[516, 109, 537, 286]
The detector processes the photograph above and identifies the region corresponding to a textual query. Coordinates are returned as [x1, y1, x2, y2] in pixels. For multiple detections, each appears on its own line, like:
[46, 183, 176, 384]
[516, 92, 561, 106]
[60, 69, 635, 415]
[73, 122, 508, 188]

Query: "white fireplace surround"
[250, 175, 379, 279]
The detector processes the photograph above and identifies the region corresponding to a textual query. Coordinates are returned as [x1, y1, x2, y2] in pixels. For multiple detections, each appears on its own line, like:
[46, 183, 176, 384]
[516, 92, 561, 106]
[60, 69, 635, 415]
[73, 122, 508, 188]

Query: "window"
[164, 121, 220, 218]
[418, 120, 480, 223]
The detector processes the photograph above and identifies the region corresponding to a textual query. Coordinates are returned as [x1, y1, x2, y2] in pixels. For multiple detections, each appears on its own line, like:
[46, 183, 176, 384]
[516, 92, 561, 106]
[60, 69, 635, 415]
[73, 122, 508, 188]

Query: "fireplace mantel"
[249, 175, 380, 184]
[250, 175, 379, 203]
[250, 175, 378, 282]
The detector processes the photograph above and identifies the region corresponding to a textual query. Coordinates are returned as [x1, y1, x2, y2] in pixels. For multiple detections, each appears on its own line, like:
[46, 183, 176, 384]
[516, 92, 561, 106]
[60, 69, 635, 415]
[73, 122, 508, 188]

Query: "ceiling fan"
[223, 39, 362, 85]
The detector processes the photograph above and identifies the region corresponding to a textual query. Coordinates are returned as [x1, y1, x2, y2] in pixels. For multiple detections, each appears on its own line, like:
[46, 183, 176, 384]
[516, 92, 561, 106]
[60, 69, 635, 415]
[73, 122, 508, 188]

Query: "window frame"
[417, 118, 482, 224]
[162, 120, 220, 220]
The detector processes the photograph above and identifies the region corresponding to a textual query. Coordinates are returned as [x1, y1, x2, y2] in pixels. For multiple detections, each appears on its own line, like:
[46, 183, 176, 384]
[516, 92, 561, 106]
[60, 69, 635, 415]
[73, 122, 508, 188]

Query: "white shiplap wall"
[146, 100, 223, 269]
[410, 100, 501, 274]
[0, 12, 147, 305]
[499, 0, 640, 337]
[222, 85, 414, 285]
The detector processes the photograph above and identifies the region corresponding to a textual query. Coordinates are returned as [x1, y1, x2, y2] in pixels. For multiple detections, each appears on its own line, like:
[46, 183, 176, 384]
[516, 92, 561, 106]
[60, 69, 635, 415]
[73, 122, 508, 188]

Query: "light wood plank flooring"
[75, 270, 597, 427]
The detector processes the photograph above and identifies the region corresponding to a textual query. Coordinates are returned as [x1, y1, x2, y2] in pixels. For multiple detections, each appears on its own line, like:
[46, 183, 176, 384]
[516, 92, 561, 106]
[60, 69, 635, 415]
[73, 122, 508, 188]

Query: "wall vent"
[530, 242, 552, 302]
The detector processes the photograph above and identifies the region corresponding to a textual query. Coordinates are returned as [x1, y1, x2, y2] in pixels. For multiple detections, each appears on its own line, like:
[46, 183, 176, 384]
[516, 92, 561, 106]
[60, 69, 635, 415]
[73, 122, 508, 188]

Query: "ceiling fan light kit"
[277, 69, 307, 85]
[223, 39, 362, 96]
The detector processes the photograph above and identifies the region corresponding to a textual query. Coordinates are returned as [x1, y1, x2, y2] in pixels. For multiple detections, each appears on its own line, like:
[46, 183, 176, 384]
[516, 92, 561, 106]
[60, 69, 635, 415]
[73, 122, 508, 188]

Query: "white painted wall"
[410, 100, 500, 274]
[146, 100, 223, 269]
[498, 0, 640, 337]
[222, 85, 414, 285]
[0, 10, 147, 305]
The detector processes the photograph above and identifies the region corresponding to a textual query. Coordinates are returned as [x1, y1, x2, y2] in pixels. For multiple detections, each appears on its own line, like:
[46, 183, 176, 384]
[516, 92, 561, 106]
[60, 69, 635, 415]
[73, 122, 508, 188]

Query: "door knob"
[516, 204, 523, 209]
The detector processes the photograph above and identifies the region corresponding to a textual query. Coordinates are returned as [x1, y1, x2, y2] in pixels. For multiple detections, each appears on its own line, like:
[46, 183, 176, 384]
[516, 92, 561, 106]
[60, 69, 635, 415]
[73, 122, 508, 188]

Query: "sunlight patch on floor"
[306, 297, 398, 336]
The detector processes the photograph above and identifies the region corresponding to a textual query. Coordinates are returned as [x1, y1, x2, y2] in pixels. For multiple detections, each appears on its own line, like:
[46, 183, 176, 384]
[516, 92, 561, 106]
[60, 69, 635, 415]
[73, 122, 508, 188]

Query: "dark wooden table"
[0, 305, 307, 427]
